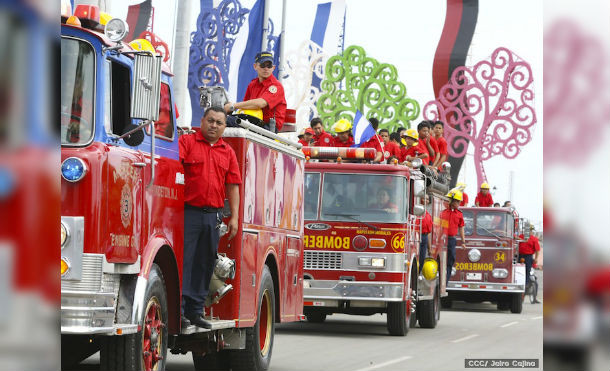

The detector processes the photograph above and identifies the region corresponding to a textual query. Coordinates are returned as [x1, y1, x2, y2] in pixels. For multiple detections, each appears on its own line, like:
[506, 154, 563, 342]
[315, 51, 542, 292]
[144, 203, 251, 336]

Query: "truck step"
[180, 319, 235, 335]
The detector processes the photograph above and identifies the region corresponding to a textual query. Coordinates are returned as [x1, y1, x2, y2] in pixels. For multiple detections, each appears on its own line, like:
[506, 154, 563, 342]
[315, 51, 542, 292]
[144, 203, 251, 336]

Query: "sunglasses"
[259, 62, 274, 69]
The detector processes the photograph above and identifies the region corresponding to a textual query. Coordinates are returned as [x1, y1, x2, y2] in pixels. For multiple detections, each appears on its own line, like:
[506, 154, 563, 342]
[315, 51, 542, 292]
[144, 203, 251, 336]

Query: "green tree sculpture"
[316, 45, 420, 132]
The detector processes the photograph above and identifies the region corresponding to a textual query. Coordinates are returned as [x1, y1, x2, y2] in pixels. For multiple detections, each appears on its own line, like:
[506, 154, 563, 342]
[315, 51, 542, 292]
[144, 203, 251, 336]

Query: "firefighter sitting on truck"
[399, 128, 420, 165]
[475, 182, 494, 207]
[441, 190, 466, 284]
[331, 118, 354, 147]
[311, 117, 334, 147]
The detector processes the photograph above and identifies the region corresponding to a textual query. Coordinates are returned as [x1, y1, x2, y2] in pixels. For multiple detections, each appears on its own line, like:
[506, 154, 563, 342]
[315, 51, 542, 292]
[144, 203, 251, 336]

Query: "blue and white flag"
[310, 0, 346, 90]
[351, 110, 376, 147]
[227, 0, 265, 102]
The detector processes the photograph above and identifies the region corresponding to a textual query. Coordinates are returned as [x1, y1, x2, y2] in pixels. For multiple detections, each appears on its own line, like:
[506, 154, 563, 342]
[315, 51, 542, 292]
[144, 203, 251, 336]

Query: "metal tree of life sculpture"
[316, 45, 419, 131]
[424, 47, 536, 187]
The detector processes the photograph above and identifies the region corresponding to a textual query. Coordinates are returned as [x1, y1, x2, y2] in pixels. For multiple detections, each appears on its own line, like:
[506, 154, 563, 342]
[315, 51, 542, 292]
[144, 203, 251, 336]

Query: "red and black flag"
[125, 0, 153, 41]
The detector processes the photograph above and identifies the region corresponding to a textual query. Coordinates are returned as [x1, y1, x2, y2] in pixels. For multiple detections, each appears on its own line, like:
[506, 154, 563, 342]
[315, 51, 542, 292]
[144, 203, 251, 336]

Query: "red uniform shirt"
[298, 139, 310, 147]
[475, 192, 494, 207]
[520, 235, 541, 255]
[179, 132, 242, 208]
[243, 74, 287, 131]
[428, 136, 440, 164]
[440, 207, 464, 236]
[313, 130, 334, 147]
[414, 139, 430, 165]
[460, 192, 469, 206]
[420, 211, 433, 234]
[383, 141, 401, 160]
[332, 135, 354, 147]
[361, 134, 384, 153]
[399, 144, 420, 162]
[435, 136, 448, 156]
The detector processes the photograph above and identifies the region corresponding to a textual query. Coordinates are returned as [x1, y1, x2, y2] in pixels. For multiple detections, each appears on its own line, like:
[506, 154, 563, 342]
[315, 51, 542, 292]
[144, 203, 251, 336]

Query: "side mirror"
[122, 123, 145, 147]
[413, 179, 426, 198]
[131, 53, 162, 121]
[413, 204, 425, 216]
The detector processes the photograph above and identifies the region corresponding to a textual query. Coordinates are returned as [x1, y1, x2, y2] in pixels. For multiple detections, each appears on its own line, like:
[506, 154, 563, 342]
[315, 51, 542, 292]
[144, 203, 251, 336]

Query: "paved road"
[81, 273, 544, 371]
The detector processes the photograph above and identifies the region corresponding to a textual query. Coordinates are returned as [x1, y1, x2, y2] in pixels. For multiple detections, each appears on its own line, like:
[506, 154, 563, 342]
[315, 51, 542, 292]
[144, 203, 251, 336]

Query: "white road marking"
[355, 356, 413, 371]
[531, 316, 543, 320]
[451, 334, 479, 343]
[500, 321, 519, 328]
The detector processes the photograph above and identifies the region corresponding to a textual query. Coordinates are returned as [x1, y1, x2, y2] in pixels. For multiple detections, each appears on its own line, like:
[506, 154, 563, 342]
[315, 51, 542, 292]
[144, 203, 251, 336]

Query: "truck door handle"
[132, 162, 146, 168]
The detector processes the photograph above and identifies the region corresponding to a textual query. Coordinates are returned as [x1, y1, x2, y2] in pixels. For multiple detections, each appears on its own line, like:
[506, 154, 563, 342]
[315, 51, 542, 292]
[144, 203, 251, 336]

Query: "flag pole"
[261, 0, 270, 51]
[278, 0, 287, 82]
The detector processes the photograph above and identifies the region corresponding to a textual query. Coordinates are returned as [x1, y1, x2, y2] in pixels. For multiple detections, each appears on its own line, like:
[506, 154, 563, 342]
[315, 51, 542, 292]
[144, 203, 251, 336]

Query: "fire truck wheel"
[305, 312, 327, 323]
[192, 351, 231, 371]
[386, 300, 410, 336]
[231, 265, 275, 371]
[100, 264, 168, 371]
[510, 293, 524, 313]
[418, 279, 440, 329]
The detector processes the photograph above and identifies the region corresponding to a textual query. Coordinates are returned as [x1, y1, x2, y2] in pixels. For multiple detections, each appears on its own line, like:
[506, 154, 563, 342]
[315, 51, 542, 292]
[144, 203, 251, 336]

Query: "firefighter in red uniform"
[179, 107, 242, 328]
[298, 127, 314, 147]
[360, 117, 384, 163]
[414, 121, 437, 166]
[418, 195, 433, 272]
[379, 129, 401, 162]
[475, 182, 494, 207]
[310, 117, 333, 147]
[224, 52, 286, 132]
[432, 121, 448, 168]
[441, 190, 466, 284]
[519, 226, 541, 302]
[331, 119, 354, 147]
[399, 129, 420, 164]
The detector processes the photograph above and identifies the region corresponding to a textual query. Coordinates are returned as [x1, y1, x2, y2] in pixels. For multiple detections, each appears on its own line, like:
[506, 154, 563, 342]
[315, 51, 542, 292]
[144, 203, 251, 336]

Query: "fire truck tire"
[386, 300, 410, 336]
[510, 293, 523, 313]
[192, 351, 231, 371]
[440, 297, 453, 309]
[100, 264, 168, 371]
[305, 312, 327, 323]
[418, 279, 440, 328]
[231, 265, 275, 371]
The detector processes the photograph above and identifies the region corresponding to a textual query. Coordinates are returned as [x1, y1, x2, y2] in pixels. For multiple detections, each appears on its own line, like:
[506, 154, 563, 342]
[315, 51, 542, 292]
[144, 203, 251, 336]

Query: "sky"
[106, 0, 543, 229]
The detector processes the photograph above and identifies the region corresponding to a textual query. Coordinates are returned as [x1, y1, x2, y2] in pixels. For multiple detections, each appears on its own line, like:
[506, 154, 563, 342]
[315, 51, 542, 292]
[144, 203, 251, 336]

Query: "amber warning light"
[301, 147, 376, 160]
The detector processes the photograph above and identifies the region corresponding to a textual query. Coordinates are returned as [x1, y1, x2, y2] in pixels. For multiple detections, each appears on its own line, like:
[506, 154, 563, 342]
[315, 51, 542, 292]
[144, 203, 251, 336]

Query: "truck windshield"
[61, 37, 95, 145]
[319, 173, 407, 223]
[463, 210, 474, 235]
[476, 212, 508, 237]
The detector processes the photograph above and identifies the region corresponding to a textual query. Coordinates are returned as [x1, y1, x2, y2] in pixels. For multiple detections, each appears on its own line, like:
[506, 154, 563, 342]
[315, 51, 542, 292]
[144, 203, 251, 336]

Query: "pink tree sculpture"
[424, 47, 536, 187]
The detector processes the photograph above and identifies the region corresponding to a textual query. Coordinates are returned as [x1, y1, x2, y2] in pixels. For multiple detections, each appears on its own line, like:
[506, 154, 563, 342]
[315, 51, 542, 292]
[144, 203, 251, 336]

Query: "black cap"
[255, 52, 274, 64]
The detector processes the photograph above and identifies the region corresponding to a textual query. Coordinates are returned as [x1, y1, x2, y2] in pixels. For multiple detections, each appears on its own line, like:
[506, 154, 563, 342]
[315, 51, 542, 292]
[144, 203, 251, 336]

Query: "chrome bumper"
[303, 280, 404, 302]
[446, 281, 525, 293]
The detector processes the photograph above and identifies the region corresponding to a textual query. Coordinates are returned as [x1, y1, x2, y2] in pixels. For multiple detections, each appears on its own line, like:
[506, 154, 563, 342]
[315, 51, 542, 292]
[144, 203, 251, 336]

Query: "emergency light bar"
[302, 147, 376, 160]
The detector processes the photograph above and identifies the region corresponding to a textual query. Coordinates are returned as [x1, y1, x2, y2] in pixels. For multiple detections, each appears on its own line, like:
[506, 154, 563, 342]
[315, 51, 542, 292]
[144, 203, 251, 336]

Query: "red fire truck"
[443, 206, 526, 313]
[60, 6, 304, 371]
[301, 148, 450, 335]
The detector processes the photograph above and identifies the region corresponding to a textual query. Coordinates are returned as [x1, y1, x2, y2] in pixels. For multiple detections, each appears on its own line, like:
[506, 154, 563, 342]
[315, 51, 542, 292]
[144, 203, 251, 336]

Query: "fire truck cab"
[301, 148, 450, 335]
[60, 6, 304, 371]
[443, 206, 526, 313]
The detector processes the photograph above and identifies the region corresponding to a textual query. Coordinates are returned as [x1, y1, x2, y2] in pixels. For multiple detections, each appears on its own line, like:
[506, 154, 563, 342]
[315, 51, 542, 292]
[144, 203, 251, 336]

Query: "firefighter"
[179, 107, 241, 328]
[331, 118, 354, 147]
[224, 52, 286, 132]
[441, 190, 466, 284]
[475, 182, 494, 207]
[418, 195, 433, 272]
[298, 127, 314, 147]
[399, 129, 420, 164]
[519, 226, 541, 303]
[432, 120, 448, 168]
[370, 188, 398, 213]
[414, 121, 437, 166]
[310, 117, 333, 147]
[380, 129, 401, 162]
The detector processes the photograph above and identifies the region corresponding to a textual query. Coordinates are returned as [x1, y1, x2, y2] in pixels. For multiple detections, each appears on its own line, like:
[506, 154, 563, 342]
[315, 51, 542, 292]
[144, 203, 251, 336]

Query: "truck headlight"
[492, 269, 508, 278]
[358, 257, 372, 266]
[104, 18, 129, 42]
[468, 248, 481, 262]
[371, 258, 386, 268]
[61, 157, 87, 182]
[61, 221, 69, 248]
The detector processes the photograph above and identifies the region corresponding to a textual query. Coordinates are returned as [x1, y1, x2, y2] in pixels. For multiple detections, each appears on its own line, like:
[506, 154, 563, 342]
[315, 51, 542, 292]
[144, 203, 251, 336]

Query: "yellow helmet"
[404, 128, 419, 146]
[235, 109, 264, 125]
[128, 39, 156, 54]
[332, 118, 352, 133]
[456, 182, 467, 191]
[446, 189, 463, 202]
[422, 258, 438, 280]
[480, 182, 490, 189]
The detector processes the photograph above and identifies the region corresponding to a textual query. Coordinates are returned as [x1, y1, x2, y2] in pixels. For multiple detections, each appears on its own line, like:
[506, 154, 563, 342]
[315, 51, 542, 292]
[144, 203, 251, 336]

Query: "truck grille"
[61, 254, 103, 292]
[304, 251, 342, 270]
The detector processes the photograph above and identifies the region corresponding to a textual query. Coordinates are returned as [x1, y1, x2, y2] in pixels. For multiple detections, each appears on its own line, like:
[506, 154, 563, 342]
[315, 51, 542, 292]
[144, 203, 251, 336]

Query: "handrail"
[235, 118, 302, 149]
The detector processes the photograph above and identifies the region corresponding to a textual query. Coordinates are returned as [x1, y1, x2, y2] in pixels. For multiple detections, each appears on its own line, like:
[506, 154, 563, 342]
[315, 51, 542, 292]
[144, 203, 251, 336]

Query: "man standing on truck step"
[418, 195, 433, 272]
[519, 226, 541, 303]
[179, 106, 241, 328]
[441, 190, 466, 284]
[224, 52, 286, 132]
